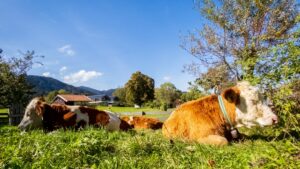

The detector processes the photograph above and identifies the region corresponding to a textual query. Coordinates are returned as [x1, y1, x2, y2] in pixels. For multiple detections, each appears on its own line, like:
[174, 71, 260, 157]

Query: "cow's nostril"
[272, 116, 279, 124]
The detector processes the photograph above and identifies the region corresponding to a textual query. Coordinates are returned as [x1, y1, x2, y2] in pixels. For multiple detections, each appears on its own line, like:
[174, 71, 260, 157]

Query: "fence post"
[9, 104, 24, 126]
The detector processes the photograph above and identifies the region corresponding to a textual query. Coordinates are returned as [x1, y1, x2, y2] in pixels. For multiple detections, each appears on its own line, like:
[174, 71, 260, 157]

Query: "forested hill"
[26, 75, 115, 96]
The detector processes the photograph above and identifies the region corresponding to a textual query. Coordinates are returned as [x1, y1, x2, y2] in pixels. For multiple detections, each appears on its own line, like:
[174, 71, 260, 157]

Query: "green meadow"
[0, 125, 299, 169]
[0, 109, 8, 114]
[96, 106, 163, 113]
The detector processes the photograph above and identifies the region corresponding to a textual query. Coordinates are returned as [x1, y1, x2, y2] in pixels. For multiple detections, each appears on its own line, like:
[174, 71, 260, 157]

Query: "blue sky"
[0, 0, 204, 91]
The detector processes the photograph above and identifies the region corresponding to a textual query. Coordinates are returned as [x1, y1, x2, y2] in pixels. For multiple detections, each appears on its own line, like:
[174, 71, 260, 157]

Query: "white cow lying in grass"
[18, 98, 132, 131]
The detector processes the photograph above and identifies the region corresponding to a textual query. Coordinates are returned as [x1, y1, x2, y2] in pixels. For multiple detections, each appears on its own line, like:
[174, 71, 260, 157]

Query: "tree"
[45, 89, 68, 103]
[0, 50, 42, 107]
[182, 0, 299, 88]
[181, 83, 204, 102]
[125, 71, 155, 106]
[182, 1, 300, 135]
[113, 87, 127, 104]
[101, 95, 111, 102]
[155, 82, 181, 108]
[193, 63, 235, 92]
[258, 23, 300, 134]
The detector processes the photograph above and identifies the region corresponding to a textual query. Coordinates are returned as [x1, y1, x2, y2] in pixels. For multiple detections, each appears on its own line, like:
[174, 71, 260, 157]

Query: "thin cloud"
[63, 70, 103, 84]
[163, 76, 171, 81]
[42, 72, 51, 77]
[59, 66, 67, 75]
[33, 63, 43, 68]
[59, 66, 67, 72]
[58, 44, 75, 56]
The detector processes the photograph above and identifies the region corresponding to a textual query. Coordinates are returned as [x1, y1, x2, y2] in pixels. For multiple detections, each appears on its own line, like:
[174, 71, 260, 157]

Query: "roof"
[56, 94, 92, 102]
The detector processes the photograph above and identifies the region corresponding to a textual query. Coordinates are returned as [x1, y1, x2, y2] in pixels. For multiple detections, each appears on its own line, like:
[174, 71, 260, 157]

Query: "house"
[52, 94, 92, 106]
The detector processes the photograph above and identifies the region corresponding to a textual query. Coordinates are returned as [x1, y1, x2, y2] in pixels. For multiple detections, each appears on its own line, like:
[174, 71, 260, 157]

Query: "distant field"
[96, 106, 171, 121]
[0, 109, 8, 113]
[96, 106, 163, 113]
[0, 109, 8, 119]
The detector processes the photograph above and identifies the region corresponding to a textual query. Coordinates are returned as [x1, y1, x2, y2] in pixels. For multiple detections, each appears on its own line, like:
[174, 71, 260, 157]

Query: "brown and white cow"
[18, 97, 132, 131]
[162, 81, 278, 145]
[121, 116, 163, 130]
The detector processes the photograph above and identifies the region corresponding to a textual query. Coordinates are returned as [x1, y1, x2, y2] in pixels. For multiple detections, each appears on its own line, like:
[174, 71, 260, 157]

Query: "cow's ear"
[223, 88, 240, 104]
[35, 101, 45, 117]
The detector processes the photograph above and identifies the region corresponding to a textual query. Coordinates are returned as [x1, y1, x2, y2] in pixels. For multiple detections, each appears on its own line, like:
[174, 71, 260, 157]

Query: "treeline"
[113, 71, 204, 110]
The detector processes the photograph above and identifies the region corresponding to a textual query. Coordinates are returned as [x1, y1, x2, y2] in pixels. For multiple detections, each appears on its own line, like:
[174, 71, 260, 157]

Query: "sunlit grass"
[0, 109, 8, 114]
[96, 106, 163, 113]
[0, 126, 299, 168]
[95, 106, 170, 121]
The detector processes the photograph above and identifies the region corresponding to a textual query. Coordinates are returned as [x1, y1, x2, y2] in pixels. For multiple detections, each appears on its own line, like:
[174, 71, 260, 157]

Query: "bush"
[143, 100, 161, 109]
[269, 81, 300, 137]
[160, 103, 168, 111]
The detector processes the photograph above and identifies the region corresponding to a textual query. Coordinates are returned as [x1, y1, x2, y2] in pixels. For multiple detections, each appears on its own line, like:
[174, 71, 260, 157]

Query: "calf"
[121, 116, 163, 130]
[162, 81, 278, 145]
[18, 97, 132, 131]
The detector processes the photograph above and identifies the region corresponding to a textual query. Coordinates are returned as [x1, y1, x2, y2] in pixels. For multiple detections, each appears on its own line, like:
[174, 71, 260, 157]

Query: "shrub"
[143, 100, 161, 109]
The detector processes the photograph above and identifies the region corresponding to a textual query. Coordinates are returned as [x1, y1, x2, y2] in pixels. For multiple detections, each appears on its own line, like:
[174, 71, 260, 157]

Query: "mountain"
[26, 75, 115, 96]
[78, 86, 115, 96]
[77, 86, 102, 95]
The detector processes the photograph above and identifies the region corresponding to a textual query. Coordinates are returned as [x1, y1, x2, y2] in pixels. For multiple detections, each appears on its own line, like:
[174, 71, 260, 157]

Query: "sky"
[0, 0, 204, 91]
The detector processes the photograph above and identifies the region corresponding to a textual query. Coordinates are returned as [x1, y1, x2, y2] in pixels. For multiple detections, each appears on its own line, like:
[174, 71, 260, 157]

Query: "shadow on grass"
[236, 130, 300, 143]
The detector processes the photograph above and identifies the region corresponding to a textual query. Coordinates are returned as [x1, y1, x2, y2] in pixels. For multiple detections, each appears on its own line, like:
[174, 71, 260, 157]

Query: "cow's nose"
[272, 116, 279, 124]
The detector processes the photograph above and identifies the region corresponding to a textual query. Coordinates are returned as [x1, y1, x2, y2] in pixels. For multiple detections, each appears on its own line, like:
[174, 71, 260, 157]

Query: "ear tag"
[230, 128, 239, 139]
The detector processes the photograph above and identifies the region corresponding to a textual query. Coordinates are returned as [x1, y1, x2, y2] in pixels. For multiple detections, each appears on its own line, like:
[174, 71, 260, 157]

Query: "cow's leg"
[197, 135, 228, 146]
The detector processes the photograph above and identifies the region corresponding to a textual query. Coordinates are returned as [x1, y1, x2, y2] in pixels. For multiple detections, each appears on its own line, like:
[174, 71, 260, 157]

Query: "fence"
[0, 104, 24, 126]
[9, 104, 24, 126]
[0, 112, 9, 125]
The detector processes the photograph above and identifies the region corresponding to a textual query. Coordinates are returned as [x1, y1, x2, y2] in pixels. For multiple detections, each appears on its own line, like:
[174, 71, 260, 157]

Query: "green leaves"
[184, 0, 300, 135]
[112, 88, 127, 105]
[180, 84, 204, 102]
[184, 0, 299, 90]
[0, 50, 39, 107]
[124, 71, 155, 106]
[155, 82, 181, 109]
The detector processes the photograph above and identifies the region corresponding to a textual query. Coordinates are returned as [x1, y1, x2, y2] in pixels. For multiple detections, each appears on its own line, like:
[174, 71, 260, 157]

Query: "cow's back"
[44, 104, 77, 131]
[121, 116, 163, 130]
[162, 95, 226, 141]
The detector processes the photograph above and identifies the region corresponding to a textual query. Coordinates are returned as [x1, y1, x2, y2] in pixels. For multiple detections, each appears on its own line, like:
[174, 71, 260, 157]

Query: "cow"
[121, 116, 163, 130]
[162, 81, 278, 146]
[18, 97, 132, 131]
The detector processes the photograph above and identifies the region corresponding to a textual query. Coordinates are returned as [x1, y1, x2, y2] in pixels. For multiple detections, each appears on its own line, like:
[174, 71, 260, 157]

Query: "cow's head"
[223, 81, 278, 128]
[18, 97, 45, 131]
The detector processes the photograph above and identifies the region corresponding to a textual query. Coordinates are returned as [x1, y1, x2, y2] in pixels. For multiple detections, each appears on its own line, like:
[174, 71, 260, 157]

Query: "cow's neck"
[218, 95, 237, 128]
[217, 95, 240, 140]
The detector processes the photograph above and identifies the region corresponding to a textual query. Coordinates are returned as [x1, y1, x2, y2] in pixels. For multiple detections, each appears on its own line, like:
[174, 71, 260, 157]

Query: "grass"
[0, 109, 9, 119]
[95, 106, 170, 121]
[0, 126, 299, 168]
[0, 108, 8, 113]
